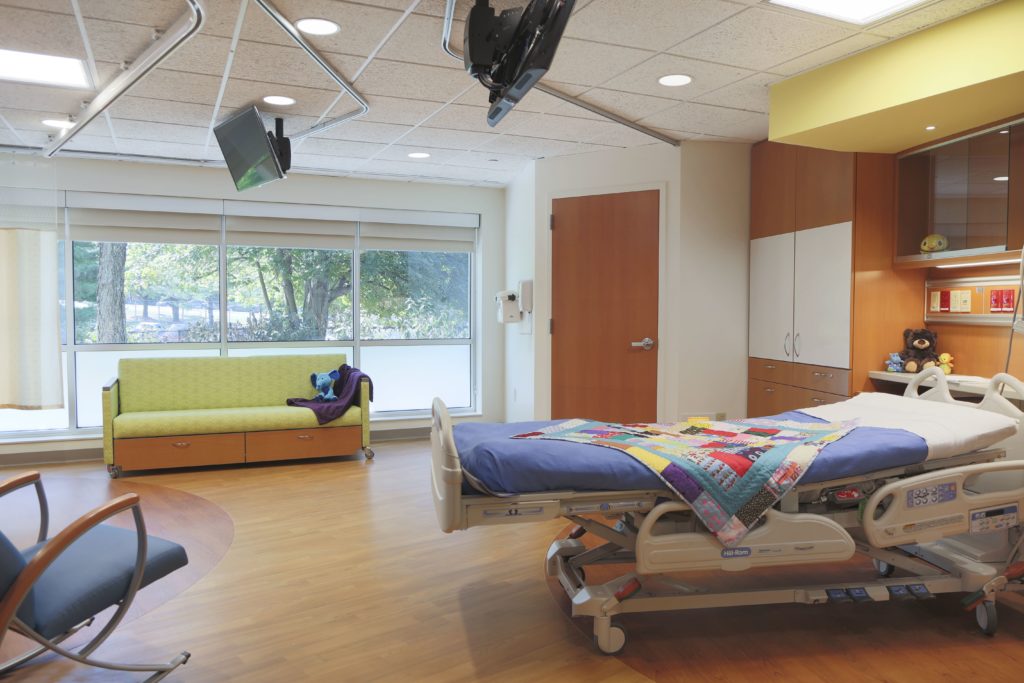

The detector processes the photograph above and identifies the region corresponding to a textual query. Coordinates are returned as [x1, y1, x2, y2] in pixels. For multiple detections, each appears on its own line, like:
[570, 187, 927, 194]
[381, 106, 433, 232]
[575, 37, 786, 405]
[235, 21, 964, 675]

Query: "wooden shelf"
[894, 249, 1022, 271]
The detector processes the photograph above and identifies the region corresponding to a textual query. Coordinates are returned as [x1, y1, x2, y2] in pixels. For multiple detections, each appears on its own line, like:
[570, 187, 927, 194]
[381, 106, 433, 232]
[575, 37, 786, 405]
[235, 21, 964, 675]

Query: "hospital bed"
[431, 369, 1024, 654]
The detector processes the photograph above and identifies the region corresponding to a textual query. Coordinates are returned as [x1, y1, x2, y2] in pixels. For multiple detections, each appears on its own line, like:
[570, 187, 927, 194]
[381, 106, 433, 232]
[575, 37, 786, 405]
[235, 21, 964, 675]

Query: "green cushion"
[118, 354, 347, 413]
[113, 405, 362, 438]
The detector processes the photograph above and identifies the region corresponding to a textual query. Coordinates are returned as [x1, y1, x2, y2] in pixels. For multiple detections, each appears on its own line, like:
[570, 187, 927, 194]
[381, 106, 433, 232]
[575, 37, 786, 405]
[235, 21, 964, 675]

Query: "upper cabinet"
[896, 120, 1024, 263]
[750, 141, 854, 238]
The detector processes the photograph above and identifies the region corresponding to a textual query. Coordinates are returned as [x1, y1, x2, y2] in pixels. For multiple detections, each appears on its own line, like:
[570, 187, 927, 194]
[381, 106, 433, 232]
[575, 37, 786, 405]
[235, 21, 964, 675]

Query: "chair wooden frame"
[0, 472, 190, 681]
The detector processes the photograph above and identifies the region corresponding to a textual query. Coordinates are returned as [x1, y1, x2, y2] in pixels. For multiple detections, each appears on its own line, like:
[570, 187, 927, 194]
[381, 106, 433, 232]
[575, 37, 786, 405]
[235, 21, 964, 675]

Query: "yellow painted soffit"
[769, 0, 1024, 153]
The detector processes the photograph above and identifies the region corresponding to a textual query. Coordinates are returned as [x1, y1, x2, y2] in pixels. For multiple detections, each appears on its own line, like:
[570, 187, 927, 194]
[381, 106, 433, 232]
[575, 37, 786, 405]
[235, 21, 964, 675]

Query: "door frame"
[542, 181, 671, 421]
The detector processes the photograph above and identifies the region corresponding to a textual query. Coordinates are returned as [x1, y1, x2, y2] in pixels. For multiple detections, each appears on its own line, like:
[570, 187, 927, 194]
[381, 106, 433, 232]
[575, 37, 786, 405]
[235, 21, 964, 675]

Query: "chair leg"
[0, 617, 94, 673]
[14, 623, 189, 680]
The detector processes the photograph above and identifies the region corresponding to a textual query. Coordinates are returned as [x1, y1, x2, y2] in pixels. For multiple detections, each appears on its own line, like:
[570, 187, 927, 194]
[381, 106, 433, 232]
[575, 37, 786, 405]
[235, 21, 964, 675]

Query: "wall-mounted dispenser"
[496, 279, 534, 324]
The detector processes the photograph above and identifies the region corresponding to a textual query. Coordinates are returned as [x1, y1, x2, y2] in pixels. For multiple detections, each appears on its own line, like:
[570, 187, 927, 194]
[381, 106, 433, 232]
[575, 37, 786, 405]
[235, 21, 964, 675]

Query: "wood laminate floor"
[3, 440, 1024, 682]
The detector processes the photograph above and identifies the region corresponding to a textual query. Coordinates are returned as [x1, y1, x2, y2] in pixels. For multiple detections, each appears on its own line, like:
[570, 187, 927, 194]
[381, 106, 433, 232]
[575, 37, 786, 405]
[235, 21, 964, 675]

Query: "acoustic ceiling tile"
[298, 137, 387, 159]
[0, 7, 85, 61]
[506, 112, 621, 144]
[693, 72, 781, 114]
[76, 0, 184, 28]
[244, 0, 404, 58]
[358, 95, 444, 126]
[315, 120, 411, 145]
[111, 119, 207, 145]
[566, 0, 745, 52]
[83, 18, 172, 65]
[545, 37, 654, 87]
[452, 81, 587, 115]
[399, 126, 497, 150]
[667, 7, 855, 71]
[0, 129, 23, 146]
[768, 33, 887, 76]
[157, 34, 233, 79]
[106, 96, 215, 128]
[0, 85, 90, 116]
[354, 60, 472, 103]
[220, 79, 342, 118]
[447, 150, 533, 170]
[226, 41, 363, 91]
[376, 145, 468, 164]
[564, 88, 681, 121]
[125, 68, 223, 106]
[112, 139, 206, 159]
[585, 125, 667, 148]
[870, 0, 999, 37]
[476, 134, 593, 158]
[376, 13, 466, 70]
[600, 53, 754, 101]
[290, 153, 365, 172]
[639, 101, 765, 139]
[63, 133, 119, 154]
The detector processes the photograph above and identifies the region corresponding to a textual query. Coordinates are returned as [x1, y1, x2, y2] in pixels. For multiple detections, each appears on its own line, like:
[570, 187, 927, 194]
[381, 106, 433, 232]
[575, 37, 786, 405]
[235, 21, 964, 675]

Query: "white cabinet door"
[748, 232, 795, 362]
[793, 222, 852, 368]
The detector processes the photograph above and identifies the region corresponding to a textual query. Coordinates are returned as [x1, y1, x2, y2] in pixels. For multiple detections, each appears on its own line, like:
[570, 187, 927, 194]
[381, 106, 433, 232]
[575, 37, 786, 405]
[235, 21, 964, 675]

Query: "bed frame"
[431, 369, 1024, 653]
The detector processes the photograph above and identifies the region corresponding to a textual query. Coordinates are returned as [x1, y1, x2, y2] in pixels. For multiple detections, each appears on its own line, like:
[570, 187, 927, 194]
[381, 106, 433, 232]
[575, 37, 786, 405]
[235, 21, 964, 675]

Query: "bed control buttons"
[826, 588, 853, 603]
[908, 584, 935, 599]
[848, 587, 872, 602]
[887, 585, 915, 601]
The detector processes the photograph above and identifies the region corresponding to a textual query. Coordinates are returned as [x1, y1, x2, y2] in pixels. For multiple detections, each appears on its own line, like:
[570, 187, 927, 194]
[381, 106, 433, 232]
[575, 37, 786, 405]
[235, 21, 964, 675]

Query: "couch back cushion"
[118, 354, 347, 413]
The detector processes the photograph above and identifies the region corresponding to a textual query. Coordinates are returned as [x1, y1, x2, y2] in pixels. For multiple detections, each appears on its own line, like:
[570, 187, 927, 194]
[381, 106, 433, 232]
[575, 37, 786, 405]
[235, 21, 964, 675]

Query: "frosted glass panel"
[361, 345, 471, 412]
[76, 349, 218, 427]
[0, 352, 69, 432]
[229, 346, 353, 363]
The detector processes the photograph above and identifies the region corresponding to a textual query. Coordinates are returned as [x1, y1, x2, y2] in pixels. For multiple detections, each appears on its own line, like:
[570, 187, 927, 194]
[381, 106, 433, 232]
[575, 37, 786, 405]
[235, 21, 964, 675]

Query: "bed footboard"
[431, 398, 464, 533]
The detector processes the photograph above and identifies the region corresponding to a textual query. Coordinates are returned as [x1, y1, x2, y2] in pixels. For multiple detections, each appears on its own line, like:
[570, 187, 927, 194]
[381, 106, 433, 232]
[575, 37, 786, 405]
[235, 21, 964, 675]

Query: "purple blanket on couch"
[287, 364, 373, 425]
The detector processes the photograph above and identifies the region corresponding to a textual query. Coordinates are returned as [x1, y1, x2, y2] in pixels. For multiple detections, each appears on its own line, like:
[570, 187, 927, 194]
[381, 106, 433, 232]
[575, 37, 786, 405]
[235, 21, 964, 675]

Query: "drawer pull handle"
[812, 372, 834, 379]
[297, 434, 314, 440]
[763, 364, 776, 370]
[810, 398, 825, 404]
[764, 388, 775, 394]
[172, 442, 190, 448]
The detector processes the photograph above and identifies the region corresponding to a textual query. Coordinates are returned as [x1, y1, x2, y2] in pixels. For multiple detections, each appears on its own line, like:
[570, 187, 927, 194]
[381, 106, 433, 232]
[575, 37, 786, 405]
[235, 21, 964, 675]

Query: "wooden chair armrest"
[0, 493, 142, 634]
[0, 472, 39, 498]
[0, 472, 48, 544]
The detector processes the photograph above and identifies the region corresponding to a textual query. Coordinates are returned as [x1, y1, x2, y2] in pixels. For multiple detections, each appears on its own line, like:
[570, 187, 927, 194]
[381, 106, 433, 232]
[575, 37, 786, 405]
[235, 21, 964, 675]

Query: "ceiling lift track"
[251, 0, 369, 141]
[44, 0, 208, 157]
[441, 0, 678, 147]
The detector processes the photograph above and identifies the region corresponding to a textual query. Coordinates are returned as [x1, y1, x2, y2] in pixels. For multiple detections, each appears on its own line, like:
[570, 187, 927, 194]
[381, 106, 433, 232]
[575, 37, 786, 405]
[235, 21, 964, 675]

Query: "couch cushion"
[21, 525, 187, 639]
[113, 404, 362, 438]
[118, 354, 347, 413]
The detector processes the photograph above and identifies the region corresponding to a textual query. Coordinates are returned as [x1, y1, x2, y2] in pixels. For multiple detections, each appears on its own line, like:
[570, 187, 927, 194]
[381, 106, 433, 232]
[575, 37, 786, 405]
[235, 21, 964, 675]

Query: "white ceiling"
[0, 0, 1003, 187]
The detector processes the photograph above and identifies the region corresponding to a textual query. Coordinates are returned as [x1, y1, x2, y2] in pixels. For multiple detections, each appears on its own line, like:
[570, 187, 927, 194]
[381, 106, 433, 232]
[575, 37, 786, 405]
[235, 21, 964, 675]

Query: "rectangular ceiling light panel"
[769, 0, 931, 25]
[0, 48, 90, 88]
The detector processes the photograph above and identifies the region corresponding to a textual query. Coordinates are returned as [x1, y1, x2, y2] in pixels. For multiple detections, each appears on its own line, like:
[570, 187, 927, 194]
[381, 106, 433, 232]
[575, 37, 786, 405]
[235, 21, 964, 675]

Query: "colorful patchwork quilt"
[513, 418, 852, 547]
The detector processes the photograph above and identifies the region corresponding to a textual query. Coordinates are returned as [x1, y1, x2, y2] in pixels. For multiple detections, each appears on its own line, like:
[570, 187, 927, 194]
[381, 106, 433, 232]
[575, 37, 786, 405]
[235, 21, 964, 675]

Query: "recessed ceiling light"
[408, 152, 431, 159]
[658, 74, 692, 87]
[0, 48, 89, 88]
[42, 118, 75, 129]
[768, 0, 929, 25]
[295, 18, 340, 36]
[925, 125, 936, 131]
[994, 176, 1009, 182]
[263, 95, 296, 106]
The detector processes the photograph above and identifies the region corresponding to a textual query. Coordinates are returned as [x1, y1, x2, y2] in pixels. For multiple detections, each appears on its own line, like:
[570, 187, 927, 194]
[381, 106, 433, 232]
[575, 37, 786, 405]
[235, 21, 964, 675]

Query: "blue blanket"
[454, 411, 927, 496]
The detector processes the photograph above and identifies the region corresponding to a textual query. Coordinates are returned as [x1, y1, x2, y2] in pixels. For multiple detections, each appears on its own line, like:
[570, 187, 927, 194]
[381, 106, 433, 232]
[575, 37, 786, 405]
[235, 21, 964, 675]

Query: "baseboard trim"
[0, 448, 103, 468]
[373, 427, 429, 442]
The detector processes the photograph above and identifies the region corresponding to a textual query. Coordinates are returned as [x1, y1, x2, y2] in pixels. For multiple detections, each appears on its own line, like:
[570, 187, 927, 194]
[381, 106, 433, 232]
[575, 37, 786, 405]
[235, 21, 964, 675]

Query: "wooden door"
[551, 190, 659, 422]
[748, 232, 795, 362]
[793, 221, 852, 368]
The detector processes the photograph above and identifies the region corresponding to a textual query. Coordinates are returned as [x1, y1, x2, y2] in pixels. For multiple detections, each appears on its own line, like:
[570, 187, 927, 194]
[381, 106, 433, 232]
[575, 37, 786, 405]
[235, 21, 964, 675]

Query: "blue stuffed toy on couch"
[311, 369, 341, 401]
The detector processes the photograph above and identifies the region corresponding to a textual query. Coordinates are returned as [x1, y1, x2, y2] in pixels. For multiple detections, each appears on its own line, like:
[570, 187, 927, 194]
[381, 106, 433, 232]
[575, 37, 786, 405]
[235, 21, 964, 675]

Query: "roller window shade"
[0, 188, 63, 232]
[359, 222, 476, 253]
[68, 208, 221, 244]
[225, 215, 356, 249]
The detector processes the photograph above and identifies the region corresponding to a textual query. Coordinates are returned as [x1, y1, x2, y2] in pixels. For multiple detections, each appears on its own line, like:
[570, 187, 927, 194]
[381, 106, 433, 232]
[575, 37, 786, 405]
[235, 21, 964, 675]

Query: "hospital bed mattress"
[454, 411, 928, 495]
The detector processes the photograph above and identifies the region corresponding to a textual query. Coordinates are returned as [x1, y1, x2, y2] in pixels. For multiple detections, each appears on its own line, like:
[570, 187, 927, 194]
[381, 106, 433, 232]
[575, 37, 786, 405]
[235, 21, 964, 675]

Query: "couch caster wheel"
[363, 447, 375, 460]
[107, 464, 122, 479]
[873, 559, 895, 577]
[976, 602, 998, 636]
[594, 620, 626, 655]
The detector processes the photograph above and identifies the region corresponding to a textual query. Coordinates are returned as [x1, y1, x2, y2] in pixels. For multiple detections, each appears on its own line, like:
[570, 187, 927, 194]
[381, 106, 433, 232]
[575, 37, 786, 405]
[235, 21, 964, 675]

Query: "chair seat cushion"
[113, 404, 362, 438]
[20, 525, 188, 639]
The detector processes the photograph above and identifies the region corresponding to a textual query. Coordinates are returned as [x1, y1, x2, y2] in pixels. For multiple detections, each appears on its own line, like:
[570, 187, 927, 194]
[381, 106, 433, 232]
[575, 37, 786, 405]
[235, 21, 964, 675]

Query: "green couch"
[102, 354, 371, 477]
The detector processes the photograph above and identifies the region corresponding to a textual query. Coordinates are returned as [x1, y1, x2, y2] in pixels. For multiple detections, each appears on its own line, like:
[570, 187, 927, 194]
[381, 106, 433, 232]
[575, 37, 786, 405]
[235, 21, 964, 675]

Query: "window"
[73, 241, 220, 344]
[227, 246, 353, 342]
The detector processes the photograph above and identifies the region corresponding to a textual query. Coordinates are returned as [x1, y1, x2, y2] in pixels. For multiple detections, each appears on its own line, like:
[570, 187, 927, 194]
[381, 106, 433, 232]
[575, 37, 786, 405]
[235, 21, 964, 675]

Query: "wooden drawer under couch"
[747, 357, 850, 418]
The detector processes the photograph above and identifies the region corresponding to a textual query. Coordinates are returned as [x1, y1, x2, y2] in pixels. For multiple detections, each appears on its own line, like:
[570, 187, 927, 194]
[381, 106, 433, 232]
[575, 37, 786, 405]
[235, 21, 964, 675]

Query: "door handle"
[794, 332, 801, 358]
[784, 333, 791, 358]
[631, 337, 656, 351]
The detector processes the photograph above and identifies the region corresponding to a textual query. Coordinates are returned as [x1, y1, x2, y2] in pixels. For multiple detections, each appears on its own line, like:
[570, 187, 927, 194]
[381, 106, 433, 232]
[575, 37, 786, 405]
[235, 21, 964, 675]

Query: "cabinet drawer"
[245, 426, 362, 463]
[115, 433, 245, 471]
[791, 363, 850, 396]
[794, 388, 847, 410]
[748, 357, 792, 384]
[748, 379, 802, 418]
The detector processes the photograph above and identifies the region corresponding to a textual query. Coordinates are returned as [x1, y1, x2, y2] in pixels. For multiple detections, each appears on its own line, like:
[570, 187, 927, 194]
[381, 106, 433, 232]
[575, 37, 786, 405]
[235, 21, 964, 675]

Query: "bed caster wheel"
[873, 559, 895, 577]
[362, 448, 375, 460]
[976, 602, 998, 636]
[107, 464, 122, 479]
[594, 620, 627, 655]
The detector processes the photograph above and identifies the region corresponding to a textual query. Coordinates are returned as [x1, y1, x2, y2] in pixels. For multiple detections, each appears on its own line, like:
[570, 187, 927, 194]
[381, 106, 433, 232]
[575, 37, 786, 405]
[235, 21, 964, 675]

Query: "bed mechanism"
[431, 370, 1024, 653]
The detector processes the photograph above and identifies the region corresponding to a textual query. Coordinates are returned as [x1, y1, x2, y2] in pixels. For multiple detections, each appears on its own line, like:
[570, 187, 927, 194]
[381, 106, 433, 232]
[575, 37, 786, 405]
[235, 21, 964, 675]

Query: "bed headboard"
[431, 397, 463, 533]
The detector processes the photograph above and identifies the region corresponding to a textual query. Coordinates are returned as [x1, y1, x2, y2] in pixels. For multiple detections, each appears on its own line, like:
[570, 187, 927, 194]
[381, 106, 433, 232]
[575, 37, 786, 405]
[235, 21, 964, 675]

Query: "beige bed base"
[431, 370, 1024, 653]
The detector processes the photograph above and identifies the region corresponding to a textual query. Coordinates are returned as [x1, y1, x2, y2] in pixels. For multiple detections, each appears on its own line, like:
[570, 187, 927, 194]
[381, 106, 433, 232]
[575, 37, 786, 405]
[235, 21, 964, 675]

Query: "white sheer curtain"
[0, 227, 64, 409]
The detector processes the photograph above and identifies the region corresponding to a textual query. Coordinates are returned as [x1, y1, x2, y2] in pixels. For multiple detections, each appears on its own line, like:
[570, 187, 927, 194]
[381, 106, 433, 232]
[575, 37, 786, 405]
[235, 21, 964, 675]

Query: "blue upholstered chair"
[0, 472, 190, 681]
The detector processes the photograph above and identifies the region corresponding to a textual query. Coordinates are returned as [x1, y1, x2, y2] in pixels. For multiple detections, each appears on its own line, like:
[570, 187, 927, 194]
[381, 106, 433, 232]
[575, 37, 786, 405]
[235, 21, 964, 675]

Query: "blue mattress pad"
[453, 412, 927, 496]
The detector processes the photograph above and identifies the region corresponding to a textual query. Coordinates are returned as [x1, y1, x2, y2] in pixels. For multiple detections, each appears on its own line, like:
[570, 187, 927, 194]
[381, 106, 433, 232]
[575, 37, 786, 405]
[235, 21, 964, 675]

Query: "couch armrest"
[102, 378, 119, 465]
[360, 378, 371, 449]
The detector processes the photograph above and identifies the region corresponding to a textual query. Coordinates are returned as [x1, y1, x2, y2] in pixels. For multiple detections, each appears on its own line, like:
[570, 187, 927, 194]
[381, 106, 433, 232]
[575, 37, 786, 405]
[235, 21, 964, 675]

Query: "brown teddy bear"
[900, 328, 940, 373]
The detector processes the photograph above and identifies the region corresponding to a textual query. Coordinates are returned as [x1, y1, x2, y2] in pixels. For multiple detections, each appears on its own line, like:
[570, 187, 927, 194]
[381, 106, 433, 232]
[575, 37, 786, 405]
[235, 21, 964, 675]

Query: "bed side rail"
[432, 397, 464, 533]
[863, 459, 1024, 548]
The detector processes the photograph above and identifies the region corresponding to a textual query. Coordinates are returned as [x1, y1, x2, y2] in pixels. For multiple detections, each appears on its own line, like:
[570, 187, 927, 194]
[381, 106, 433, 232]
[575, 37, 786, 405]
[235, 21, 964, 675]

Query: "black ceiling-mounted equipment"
[213, 106, 291, 192]
[267, 116, 291, 174]
[463, 0, 575, 127]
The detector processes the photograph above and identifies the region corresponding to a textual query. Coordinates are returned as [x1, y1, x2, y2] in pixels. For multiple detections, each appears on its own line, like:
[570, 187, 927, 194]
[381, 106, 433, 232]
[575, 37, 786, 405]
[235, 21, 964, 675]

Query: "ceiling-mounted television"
[214, 106, 291, 192]
[463, 0, 575, 127]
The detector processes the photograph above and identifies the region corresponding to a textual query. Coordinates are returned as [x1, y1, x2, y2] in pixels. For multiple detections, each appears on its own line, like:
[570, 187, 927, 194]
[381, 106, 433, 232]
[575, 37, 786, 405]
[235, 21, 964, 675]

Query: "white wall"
[0, 153, 506, 444]
[503, 141, 750, 422]
[503, 163, 536, 422]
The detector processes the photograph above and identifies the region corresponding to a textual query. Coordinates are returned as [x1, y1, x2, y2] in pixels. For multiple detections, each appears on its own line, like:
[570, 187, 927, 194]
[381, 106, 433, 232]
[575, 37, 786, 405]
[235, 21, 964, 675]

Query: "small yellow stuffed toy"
[938, 352, 954, 375]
